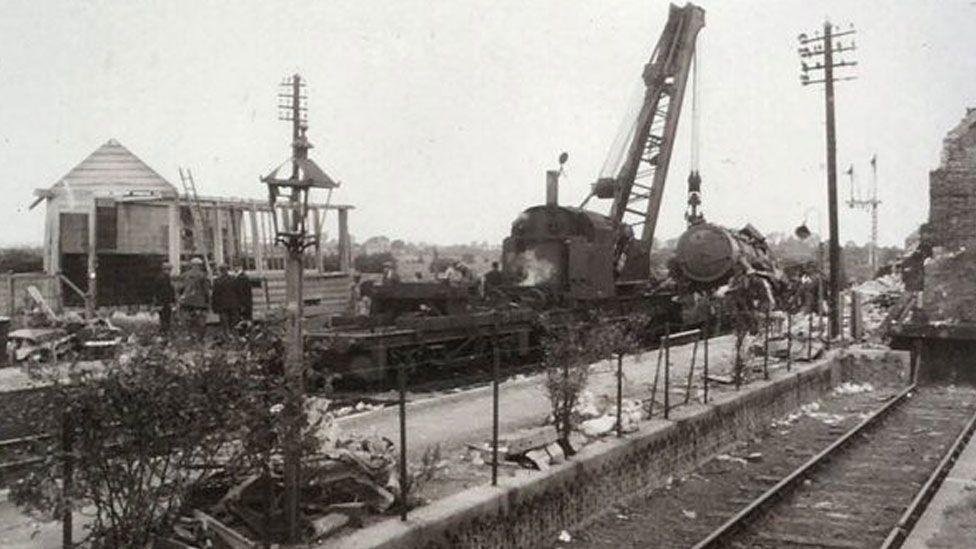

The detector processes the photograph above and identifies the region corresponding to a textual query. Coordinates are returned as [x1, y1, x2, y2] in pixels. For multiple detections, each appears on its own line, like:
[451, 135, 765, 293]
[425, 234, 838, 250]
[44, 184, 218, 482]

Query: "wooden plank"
[313, 207, 324, 273]
[213, 207, 225, 266]
[248, 205, 263, 275]
[168, 201, 181, 275]
[87, 204, 97, 314]
[338, 208, 350, 272]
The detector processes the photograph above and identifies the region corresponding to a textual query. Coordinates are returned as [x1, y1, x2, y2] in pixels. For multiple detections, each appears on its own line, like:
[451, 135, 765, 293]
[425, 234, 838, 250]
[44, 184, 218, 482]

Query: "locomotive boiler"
[671, 221, 778, 291]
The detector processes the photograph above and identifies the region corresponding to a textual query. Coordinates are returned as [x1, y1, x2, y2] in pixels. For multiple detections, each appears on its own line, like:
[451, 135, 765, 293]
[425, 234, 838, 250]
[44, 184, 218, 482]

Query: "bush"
[541, 316, 646, 443]
[9, 323, 325, 546]
[542, 324, 591, 443]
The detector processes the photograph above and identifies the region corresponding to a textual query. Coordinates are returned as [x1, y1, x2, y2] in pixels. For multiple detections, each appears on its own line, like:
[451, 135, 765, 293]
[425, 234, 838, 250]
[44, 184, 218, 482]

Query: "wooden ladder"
[178, 167, 213, 280]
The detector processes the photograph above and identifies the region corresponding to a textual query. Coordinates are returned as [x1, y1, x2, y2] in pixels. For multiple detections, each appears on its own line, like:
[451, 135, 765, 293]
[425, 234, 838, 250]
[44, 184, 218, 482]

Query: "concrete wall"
[327, 350, 907, 549]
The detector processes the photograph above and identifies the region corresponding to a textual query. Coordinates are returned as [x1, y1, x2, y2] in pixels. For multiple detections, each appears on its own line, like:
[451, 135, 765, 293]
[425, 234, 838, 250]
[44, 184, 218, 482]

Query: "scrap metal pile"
[159, 432, 402, 547]
[5, 286, 123, 363]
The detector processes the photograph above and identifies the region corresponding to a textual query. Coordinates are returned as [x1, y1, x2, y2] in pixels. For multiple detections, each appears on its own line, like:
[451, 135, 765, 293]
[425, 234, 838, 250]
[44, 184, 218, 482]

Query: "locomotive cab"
[502, 205, 628, 301]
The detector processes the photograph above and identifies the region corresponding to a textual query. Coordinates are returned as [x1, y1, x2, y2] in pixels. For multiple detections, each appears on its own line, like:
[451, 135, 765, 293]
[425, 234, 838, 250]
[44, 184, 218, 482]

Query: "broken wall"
[928, 108, 976, 251]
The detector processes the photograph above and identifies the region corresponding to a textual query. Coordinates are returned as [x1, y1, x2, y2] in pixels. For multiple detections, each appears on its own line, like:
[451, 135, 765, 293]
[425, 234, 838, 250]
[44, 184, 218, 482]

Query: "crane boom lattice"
[587, 3, 705, 275]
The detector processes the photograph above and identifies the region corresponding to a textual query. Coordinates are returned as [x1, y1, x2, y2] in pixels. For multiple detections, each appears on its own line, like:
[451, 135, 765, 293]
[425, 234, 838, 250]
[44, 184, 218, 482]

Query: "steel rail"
[692, 382, 917, 549]
[880, 403, 976, 548]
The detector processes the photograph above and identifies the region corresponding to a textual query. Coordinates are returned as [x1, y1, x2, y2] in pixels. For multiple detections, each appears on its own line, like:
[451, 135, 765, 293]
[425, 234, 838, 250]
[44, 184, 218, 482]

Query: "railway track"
[692, 384, 976, 549]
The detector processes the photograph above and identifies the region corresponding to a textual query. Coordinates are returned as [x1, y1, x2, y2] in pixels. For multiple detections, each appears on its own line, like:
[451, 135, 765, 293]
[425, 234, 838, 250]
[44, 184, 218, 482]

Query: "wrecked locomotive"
[310, 196, 682, 384]
[671, 221, 780, 292]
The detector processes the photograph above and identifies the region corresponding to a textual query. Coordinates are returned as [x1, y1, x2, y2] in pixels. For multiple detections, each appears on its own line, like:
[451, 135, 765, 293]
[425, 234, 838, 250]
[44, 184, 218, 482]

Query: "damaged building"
[892, 108, 976, 383]
[21, 139, 354, 317]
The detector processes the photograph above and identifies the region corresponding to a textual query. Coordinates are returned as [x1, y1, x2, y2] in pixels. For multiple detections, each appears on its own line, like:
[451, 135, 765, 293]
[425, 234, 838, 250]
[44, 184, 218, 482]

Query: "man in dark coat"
[212, 265, 240, 333]
[234, 265, 253, 322]
[180, 258, 212, 336]
[482, 261, 503, 299]
[153, 262, 176, 336]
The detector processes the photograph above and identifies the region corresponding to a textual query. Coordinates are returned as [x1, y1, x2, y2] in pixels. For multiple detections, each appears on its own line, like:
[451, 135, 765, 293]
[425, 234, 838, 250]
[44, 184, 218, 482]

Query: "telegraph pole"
[263, 73, 336, 543]
[798, 21, 857, 338]
[275, 74, 309, 543]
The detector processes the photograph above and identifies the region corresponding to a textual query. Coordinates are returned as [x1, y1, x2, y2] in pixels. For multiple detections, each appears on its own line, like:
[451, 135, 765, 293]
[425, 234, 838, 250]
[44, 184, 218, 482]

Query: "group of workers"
[155, 257, 505, 330]
[153, 257, 253, 336]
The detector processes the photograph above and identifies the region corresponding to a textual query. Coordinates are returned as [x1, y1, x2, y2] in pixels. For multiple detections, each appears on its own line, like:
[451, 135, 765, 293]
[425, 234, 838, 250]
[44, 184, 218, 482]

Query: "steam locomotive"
[671, 221, 780, 292]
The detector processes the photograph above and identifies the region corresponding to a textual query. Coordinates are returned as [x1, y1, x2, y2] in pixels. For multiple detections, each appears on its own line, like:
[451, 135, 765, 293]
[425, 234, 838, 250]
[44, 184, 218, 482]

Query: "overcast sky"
[2, 0, 975, 248]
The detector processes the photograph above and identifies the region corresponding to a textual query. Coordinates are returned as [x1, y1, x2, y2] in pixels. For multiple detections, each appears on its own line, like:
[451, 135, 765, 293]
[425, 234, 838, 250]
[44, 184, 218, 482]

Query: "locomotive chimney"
[546, 170, 559, 207]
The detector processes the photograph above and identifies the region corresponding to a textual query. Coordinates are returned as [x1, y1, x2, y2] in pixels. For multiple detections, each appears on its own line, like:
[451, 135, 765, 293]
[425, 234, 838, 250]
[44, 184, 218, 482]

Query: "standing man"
[234, 265, 253, 323]
[348, 274, 362, 315]
[212, 265, 239, 333]
[482, 261, 503, 299]
[381, 261, 400, 285]
[153, 262, 176, 336]
[179, 258, 211, 337]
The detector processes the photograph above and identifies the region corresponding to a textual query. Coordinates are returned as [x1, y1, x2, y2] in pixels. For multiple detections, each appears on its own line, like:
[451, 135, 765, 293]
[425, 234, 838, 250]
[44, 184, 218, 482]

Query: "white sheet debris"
[580, 415, 616, 437]
[833, 382, 874, 395]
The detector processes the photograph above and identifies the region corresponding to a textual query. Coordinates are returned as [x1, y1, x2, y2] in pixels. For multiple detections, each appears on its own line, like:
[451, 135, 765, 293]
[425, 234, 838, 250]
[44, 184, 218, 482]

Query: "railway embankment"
[324, 347, 907, 549]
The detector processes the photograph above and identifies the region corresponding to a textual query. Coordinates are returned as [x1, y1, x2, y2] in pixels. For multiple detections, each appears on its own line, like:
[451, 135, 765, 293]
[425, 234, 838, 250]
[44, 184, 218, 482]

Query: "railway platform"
[902, 427, 976, 548]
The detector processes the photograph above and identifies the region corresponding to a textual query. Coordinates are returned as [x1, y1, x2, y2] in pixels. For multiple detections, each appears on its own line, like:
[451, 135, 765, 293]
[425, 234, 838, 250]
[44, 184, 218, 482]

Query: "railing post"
[763, 305, 770, 381]
[685, 335, 698, 405]
[491, 322, 500, 485]
[398, 356, 408, 521]
[616, 352, 623, 437]
[703, 322, 709, 404]
[664, 323, 671, 420]
[808, 312, 813, 361]
[61, 410, 74, 549]
[786, 312, 793, 372]
[650, 344, 663, 417]
[734, 331, 742, 391]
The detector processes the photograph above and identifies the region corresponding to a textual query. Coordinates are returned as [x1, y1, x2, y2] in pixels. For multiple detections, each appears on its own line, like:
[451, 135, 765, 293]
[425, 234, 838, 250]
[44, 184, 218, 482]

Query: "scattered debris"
[524, 448, 551, 471]
[312, 512, 350, 540]
[833, 382, 874, 395]
[193, 509, 258, 549]
[580, 415, 616, 437]
[715, 454, 748, 466]
[503, 426, 559, 457]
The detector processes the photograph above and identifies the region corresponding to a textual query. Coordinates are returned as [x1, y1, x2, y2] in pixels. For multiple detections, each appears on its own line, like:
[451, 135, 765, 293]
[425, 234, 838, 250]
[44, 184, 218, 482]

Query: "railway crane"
[585, 2, 705, 282]
[502, 2, 705, 301]
[313, 3, 712, 382]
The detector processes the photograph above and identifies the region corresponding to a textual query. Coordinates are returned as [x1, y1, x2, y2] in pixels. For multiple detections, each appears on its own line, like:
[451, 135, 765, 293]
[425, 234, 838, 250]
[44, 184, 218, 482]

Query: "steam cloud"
[514, 249, 556, 287]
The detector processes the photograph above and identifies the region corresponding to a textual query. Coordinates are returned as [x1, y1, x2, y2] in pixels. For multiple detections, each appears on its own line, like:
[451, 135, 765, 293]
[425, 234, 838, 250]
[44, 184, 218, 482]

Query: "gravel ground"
[554, 373, 911, 548]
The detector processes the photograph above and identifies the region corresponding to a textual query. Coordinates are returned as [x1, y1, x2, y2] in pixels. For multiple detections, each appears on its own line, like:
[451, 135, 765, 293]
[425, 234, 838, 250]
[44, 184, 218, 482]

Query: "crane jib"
[602, 3, 705, 279]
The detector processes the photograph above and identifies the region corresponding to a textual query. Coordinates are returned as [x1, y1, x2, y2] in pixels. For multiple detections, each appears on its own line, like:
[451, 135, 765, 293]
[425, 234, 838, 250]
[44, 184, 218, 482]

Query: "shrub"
[9, 322, 325, 546]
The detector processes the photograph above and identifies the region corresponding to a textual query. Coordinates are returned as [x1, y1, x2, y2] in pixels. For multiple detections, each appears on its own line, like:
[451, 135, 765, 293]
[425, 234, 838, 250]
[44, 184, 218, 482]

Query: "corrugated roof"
[50, 139, 178, 197]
